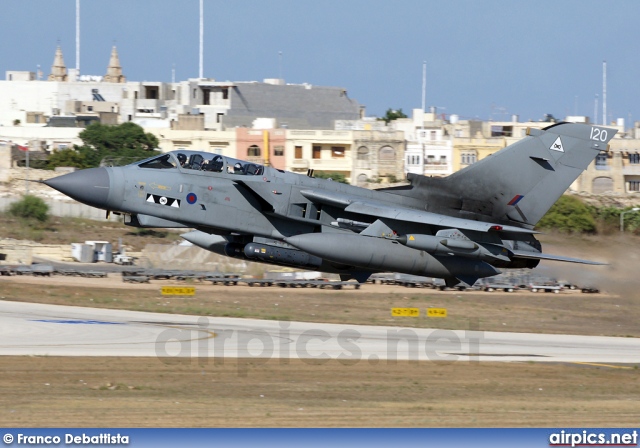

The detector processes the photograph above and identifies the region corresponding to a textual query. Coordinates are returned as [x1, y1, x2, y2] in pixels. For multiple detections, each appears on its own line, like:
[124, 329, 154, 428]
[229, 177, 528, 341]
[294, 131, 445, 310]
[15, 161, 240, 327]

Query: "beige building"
[574, 137, 640, 194]
[285, 129, 405, 184]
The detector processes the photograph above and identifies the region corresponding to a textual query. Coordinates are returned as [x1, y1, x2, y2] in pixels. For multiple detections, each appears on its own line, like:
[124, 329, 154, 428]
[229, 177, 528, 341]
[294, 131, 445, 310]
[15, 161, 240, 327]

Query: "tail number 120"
[590, 127, 608, 142]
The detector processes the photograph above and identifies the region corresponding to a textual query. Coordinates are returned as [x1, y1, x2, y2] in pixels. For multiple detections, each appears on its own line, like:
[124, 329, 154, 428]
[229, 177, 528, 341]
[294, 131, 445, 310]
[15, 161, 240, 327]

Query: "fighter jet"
[43, 122, 615, 286]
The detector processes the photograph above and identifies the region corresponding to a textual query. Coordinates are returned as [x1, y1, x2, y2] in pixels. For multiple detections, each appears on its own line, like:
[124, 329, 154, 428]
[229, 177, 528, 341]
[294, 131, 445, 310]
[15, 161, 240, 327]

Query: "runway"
[1, 300, 639, 363]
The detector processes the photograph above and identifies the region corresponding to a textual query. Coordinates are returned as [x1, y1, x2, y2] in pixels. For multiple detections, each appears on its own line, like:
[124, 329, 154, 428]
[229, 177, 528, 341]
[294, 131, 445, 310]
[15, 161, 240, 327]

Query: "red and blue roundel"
[186, 193, 197, 204]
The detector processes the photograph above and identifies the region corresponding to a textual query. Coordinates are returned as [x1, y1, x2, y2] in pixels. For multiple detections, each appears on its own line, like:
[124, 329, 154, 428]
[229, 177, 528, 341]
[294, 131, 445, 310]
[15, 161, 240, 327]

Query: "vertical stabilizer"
[444, 122, 616, 226]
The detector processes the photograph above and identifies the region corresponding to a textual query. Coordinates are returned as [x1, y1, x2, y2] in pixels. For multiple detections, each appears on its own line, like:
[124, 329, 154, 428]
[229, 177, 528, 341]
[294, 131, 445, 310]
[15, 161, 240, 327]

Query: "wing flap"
[345, 201, 538, 234]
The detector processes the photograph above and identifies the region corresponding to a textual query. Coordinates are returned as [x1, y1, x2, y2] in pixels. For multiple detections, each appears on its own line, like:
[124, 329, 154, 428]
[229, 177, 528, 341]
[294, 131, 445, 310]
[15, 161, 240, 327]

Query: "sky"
[0, 0, 639, 124]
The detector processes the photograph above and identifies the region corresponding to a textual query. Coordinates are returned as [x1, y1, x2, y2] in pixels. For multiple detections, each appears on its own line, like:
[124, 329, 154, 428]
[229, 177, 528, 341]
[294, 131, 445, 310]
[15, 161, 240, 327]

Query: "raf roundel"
[186, 193, 197, 205]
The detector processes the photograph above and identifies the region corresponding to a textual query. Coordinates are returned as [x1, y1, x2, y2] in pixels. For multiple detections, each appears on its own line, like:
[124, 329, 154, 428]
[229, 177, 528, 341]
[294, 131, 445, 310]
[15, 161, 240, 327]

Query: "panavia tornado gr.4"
[44, 122, 615, 286]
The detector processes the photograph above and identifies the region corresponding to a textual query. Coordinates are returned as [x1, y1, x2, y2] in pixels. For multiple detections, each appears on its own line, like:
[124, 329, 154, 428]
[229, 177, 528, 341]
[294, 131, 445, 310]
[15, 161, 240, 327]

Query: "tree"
[8, 195, 49, 222]
[536, 196, 596, 233]
[379, 108, 408, 124]
[47, 122, 160, 169]
[47, 148, 90, 169]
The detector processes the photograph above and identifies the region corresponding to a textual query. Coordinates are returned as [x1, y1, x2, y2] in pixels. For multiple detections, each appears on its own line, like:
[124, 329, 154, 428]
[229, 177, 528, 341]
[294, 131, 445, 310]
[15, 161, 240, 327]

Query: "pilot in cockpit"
[203, 155, 224, 172]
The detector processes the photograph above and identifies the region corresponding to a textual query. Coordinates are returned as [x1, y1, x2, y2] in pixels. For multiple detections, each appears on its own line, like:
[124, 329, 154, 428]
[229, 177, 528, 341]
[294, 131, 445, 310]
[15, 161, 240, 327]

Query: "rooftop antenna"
[421, 60, 426, 113]
[76, 0, 80, 74]
[172, 63, 175, 83]
[199, 0, 203, 79]
[594, 94, 599, 125]
[602, 60, 607, 125]
[279, 51, 283, 80]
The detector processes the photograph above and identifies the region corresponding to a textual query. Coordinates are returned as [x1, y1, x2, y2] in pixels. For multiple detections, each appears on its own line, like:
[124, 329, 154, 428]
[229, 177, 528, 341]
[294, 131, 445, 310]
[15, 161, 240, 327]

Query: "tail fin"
[443, 122, 617, 226]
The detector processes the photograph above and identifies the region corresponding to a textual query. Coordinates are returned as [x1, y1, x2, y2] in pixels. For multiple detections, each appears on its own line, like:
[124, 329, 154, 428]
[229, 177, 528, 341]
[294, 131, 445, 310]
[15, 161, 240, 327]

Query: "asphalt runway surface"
[1, 301, 639, 364]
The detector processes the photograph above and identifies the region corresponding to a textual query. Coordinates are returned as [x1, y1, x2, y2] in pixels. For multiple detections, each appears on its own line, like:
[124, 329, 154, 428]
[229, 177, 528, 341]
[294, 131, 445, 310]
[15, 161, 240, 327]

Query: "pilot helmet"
[177, 153, 187, 165]
[234, 162, 242, 171]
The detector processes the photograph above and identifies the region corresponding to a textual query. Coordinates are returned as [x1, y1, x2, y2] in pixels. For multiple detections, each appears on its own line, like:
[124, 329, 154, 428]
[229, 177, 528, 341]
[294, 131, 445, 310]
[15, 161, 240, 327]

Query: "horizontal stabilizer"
[511, 250, 606, 265]
[451, 275, 480, 287]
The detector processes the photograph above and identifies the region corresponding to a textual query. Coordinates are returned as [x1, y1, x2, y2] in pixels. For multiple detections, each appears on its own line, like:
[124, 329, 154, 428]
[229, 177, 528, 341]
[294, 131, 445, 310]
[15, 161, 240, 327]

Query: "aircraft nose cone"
[44, 167, 110, 209]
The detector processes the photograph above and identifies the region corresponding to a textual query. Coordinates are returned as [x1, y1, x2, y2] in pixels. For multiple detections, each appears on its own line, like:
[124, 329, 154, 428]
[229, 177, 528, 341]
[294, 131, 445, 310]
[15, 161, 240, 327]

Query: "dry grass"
[0, 357, 638, 427]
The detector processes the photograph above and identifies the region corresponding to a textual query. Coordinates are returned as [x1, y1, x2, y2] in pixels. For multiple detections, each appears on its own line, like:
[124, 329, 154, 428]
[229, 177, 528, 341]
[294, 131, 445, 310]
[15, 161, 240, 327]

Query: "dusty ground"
[0, 357, 638, 427]
[0, 275, 637, 337]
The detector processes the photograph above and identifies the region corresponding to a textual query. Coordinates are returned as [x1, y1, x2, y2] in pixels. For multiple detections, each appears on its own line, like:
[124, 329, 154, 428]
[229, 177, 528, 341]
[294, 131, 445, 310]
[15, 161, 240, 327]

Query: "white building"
[393, 108, 453, 177]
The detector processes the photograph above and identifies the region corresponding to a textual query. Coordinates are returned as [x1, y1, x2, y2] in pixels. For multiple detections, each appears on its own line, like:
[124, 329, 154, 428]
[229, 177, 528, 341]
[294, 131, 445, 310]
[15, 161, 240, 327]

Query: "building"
[0, 46, 361, 134]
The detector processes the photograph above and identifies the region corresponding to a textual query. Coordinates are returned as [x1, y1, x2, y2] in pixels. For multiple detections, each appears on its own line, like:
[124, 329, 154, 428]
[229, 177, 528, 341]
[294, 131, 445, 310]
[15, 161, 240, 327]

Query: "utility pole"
[199, 0, 204, 79]
[602, 60, 607, 125]
[76, 0, 80, 75]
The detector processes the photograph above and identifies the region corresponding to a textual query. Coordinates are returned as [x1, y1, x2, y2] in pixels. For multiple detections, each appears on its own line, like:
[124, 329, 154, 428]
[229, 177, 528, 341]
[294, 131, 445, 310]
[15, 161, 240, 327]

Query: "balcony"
[424, 164, 450, 171]
[136, 99, 160, 110]
[245, 156, 263, 164]
[308, 158, 352, 172]
[622, 165, 640, 175]
[291, 159, 309, 169]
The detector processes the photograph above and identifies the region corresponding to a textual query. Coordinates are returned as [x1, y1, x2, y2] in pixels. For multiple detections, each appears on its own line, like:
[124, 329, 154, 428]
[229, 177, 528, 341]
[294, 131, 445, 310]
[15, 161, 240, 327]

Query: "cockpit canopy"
[136, 150, 264, 176]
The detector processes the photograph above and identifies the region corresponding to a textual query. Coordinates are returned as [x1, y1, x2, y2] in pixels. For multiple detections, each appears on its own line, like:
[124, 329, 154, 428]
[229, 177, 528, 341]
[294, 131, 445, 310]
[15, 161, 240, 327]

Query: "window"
[629, 153, 640, 164]
[331, 146, 345, 158]
[248, 145, 261, 157]
[222, 87, 229, 100]
[592, 177, 613, 193]
[595, 153, 608, 170]
[295, 146, 302, 159]
[629, 181, 640, 192]
[139, 154, 176, 170]
[439, 155, 447, 165]
[426, 155, 435, 164]
[461, 152, 477, 165]
[491, 125, 513, 137]
[274, 146, 284, 156]
[87, 106, 93, 112]
[145, 86, 159, 99]
[357, 146, 369, 160]
[313, 146, 321, 159]
[379, 146, 395, 160]
[430, 131, 436, 140]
